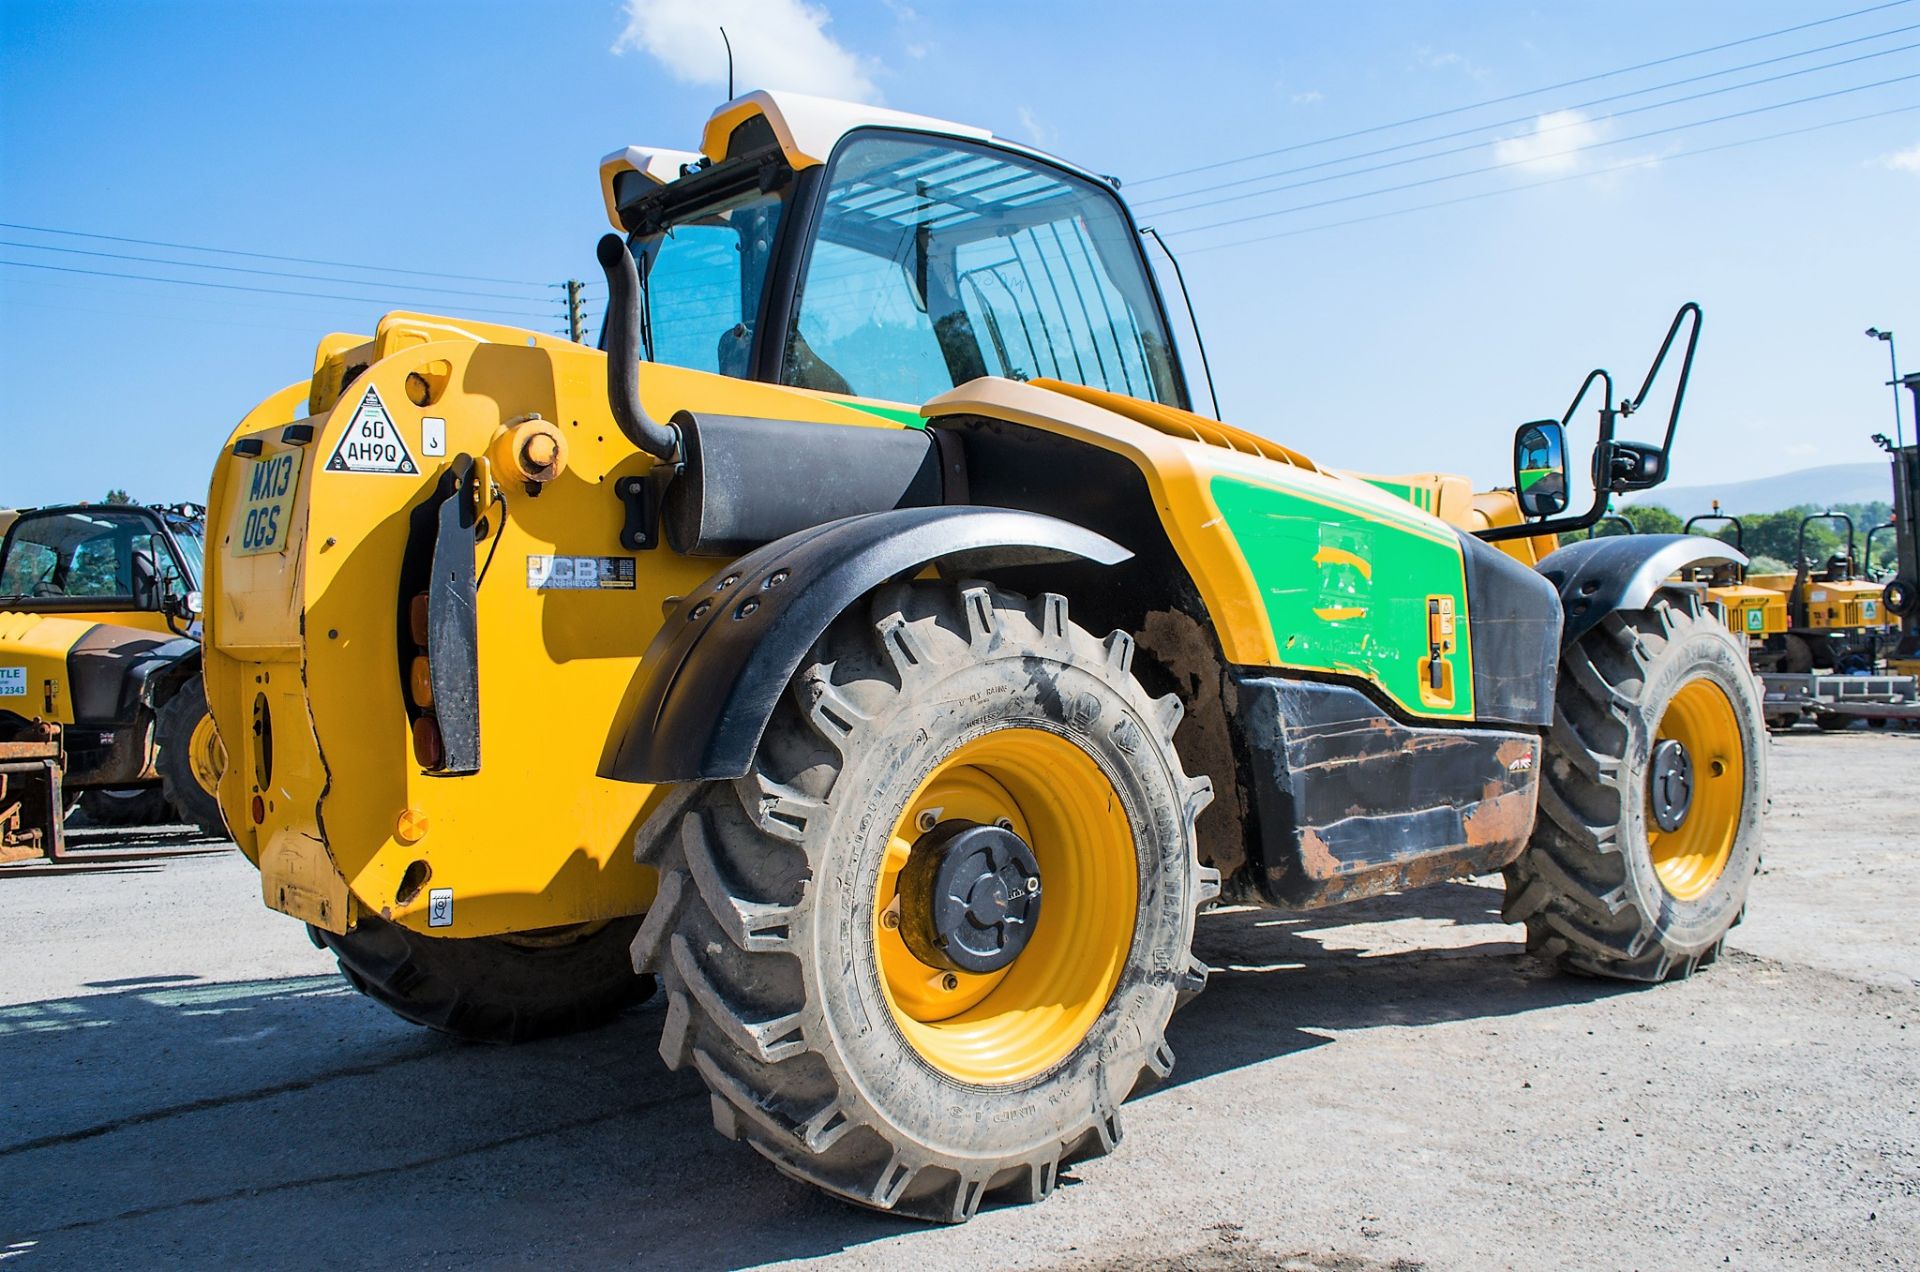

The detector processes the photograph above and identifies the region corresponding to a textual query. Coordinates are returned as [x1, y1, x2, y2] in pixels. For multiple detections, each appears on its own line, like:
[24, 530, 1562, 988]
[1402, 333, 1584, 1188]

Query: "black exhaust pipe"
[596, 234, 680, 462]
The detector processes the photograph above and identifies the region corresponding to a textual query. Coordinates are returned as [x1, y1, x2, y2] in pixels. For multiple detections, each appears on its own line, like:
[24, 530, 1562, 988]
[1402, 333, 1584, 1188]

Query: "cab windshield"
[628, 130, 1184, 410]
[782, 132, 1184, 408]
[0, 508, 194, 608]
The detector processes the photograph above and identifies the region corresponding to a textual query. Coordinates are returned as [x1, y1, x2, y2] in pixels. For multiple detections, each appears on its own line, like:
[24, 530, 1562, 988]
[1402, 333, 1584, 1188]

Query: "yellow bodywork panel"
[1801, 578, 1885, 629]
[923, 377, 1470, 675]
[205, 315, 913, 939]
[1746, 573, 1885, 630]
[0, 611, 92, 722]
[1708, 583, 1787, 638]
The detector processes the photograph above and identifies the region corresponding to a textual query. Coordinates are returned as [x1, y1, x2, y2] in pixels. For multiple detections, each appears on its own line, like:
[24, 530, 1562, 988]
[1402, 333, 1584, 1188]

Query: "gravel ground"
[1, 729, 1914, 1270]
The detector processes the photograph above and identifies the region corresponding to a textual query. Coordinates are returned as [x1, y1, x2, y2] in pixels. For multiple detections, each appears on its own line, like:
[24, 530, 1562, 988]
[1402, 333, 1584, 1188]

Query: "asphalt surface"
[2, 729, 1915, 1270]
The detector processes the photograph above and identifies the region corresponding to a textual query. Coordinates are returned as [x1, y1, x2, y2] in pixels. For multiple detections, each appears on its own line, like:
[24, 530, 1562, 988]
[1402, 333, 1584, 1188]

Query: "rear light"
[250, 794, 265, 825]
[412, 715, 444, 769]
[409, 593, 430, 646]
[409, 656, 434, 708]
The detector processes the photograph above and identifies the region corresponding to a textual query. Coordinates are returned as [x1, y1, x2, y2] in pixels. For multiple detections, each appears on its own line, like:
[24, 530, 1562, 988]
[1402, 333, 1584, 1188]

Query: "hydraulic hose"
[596, 234, 680, 462]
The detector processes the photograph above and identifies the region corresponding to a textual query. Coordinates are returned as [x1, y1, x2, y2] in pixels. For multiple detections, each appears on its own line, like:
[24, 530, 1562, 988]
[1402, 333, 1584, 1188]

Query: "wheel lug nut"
[881, 908, 899, 930]
[940, 973, 959, 991]
[916, 809, 939, 833]
[994, 817, 1013, 831]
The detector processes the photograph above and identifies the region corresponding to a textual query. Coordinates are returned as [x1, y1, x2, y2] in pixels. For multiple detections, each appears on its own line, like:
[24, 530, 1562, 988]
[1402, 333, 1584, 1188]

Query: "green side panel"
[1209, 475, 1475, 719]
[1361, 476, 1423, 510]
[828, 399, 927, 429]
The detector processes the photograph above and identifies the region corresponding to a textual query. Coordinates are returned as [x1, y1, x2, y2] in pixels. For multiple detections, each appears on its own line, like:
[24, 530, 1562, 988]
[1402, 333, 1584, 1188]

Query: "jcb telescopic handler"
[203, 92, 1764, 1221]
[1, 501, 225, 858]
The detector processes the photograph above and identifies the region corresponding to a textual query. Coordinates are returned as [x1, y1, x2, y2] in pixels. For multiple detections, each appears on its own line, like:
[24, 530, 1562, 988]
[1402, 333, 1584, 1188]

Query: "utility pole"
[565, 279, 587, 343]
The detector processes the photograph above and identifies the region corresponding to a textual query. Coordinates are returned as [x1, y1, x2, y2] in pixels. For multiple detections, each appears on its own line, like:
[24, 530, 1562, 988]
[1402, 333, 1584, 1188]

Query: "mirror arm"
[1623, 301, 1702, 458]
[1478, 370, 1619, 543]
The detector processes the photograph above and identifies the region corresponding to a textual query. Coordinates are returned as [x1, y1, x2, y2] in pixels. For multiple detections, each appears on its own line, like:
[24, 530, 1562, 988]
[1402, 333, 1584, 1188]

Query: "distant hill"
[1622, 463, 1890, 518]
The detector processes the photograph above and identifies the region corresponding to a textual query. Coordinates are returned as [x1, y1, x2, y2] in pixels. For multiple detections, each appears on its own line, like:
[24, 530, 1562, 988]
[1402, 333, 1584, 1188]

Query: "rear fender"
[1537, 534, 1746, 645]
[140, 643, 203, 710]
[612, 506, 1129, 784]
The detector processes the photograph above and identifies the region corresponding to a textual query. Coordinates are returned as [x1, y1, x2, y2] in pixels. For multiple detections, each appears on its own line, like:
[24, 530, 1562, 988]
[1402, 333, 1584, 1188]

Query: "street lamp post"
[1867, 327, 1904, 451]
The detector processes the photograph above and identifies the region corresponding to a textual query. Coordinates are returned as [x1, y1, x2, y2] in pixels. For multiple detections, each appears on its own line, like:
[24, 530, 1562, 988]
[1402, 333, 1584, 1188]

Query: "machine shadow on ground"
[0, 881, 1628, 1268]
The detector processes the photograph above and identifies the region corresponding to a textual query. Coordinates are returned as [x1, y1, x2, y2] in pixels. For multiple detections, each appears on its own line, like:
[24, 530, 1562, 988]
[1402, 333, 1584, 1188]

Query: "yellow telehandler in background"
[0, 502, 226, 858]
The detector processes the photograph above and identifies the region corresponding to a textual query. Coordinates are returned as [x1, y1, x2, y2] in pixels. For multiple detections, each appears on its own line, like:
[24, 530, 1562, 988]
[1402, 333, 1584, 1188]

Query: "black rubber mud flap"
[427, 455, 482, 774]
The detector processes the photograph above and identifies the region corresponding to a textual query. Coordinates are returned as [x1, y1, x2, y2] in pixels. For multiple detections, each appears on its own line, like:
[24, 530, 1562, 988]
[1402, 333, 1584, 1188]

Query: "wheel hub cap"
[899, 821, 1042, 974]
[1649, 737, 1693, 833]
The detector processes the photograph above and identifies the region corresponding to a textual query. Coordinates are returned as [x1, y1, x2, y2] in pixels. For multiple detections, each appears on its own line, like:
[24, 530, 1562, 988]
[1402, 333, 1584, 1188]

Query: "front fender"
[612, 505, 1130, 784]
[1537, 534, 1747, 645]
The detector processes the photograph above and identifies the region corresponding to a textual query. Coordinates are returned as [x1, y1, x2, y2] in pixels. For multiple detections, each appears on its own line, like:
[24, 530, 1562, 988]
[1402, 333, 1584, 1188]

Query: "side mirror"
[168, 590, 203, 620]
[1604, 440, 1665, 492]
[1513, 420, 1569, 518]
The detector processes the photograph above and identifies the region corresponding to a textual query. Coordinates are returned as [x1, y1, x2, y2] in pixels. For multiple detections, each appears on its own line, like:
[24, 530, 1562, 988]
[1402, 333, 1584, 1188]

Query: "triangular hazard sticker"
[325, 385, 418, 475]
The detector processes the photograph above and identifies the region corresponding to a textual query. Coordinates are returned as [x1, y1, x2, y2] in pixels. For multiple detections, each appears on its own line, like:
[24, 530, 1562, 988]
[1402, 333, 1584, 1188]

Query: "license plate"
[232, 447, 304, 557]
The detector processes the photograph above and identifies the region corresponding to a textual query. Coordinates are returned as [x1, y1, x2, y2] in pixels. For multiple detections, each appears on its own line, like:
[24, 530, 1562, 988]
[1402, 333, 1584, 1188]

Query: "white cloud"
[1016, 106, 1055, 149]
[1881, 141, 1920, 173]
[1415, 46, 1488, 80]
[613, 0, 880, 103]
[1493, 110, 1610, 175]
[1291, 90, 1324, 105]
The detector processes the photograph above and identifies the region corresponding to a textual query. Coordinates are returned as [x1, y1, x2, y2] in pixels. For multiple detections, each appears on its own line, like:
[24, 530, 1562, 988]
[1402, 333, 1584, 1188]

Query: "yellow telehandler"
[1, 502, 226, 857]
[202, 91, 1763, 1221]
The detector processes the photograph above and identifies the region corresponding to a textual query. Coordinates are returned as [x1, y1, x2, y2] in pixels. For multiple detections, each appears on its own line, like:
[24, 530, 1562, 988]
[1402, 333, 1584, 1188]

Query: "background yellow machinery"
[0, 502, 225, 854]
[1681, 508, 1788, 641]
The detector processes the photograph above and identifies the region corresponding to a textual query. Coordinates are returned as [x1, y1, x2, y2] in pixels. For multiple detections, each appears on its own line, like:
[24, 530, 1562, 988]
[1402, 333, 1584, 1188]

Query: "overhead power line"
[6, 296, 349, 338]
[1128, 0, 1915, 186]
[0, 220, 549, 288]
[1168, 71, 1920, 237]
[0, 259, 554, 322]
[1144, 41, 1920, 221]
[0, 239, 565, 305]
[1174, 102, 1920, 254]
[1131, 22, 1920, 210]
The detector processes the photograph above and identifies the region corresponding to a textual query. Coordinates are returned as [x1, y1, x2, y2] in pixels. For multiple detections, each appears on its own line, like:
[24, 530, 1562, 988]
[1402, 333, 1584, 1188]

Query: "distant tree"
[1628, 504, 1683, 534]
[1593, 504, 1682, 537]
[103, 489, 133, 505]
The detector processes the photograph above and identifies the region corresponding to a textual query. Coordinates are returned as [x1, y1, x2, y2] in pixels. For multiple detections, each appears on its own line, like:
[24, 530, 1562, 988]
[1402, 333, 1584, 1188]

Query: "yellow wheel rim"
[875, 727, 1137, 1086]
[1648, 678, 1744, 901]
[188, 712, 225, 799]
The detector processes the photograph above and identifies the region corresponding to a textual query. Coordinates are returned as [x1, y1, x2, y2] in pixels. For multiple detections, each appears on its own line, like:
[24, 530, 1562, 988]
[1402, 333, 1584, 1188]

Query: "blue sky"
[2, 0, 1915, 508]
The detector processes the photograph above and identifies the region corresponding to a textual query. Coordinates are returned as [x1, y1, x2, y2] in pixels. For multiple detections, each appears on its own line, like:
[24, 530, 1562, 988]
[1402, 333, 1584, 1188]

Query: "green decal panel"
[1361, 476, 1431, 512]
[828, 398, 927, 429]
[1210, 475, 1475, 719]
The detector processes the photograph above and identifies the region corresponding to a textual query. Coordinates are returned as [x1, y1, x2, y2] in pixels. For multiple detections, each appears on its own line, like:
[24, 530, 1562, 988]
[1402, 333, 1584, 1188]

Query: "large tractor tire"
[313, 913, 653, 1044]
[80, 786, 170, 827]
[635, 582, 1217, 1223]
[1504, 592, 1765, 981]
[156, 674, 229, 840]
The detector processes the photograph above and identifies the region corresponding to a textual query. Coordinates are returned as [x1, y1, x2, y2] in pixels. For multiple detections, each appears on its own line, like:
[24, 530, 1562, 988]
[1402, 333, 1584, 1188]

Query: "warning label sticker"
[0, 667, 25, 698]
[325, 385, 418, 475]
[526, 555, 637, 591]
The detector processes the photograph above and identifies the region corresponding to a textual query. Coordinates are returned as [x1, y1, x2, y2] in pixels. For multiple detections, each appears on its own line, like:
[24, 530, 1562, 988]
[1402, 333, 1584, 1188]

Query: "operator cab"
[0, 504, 203, 623]
[599, 91, 1191, 412]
